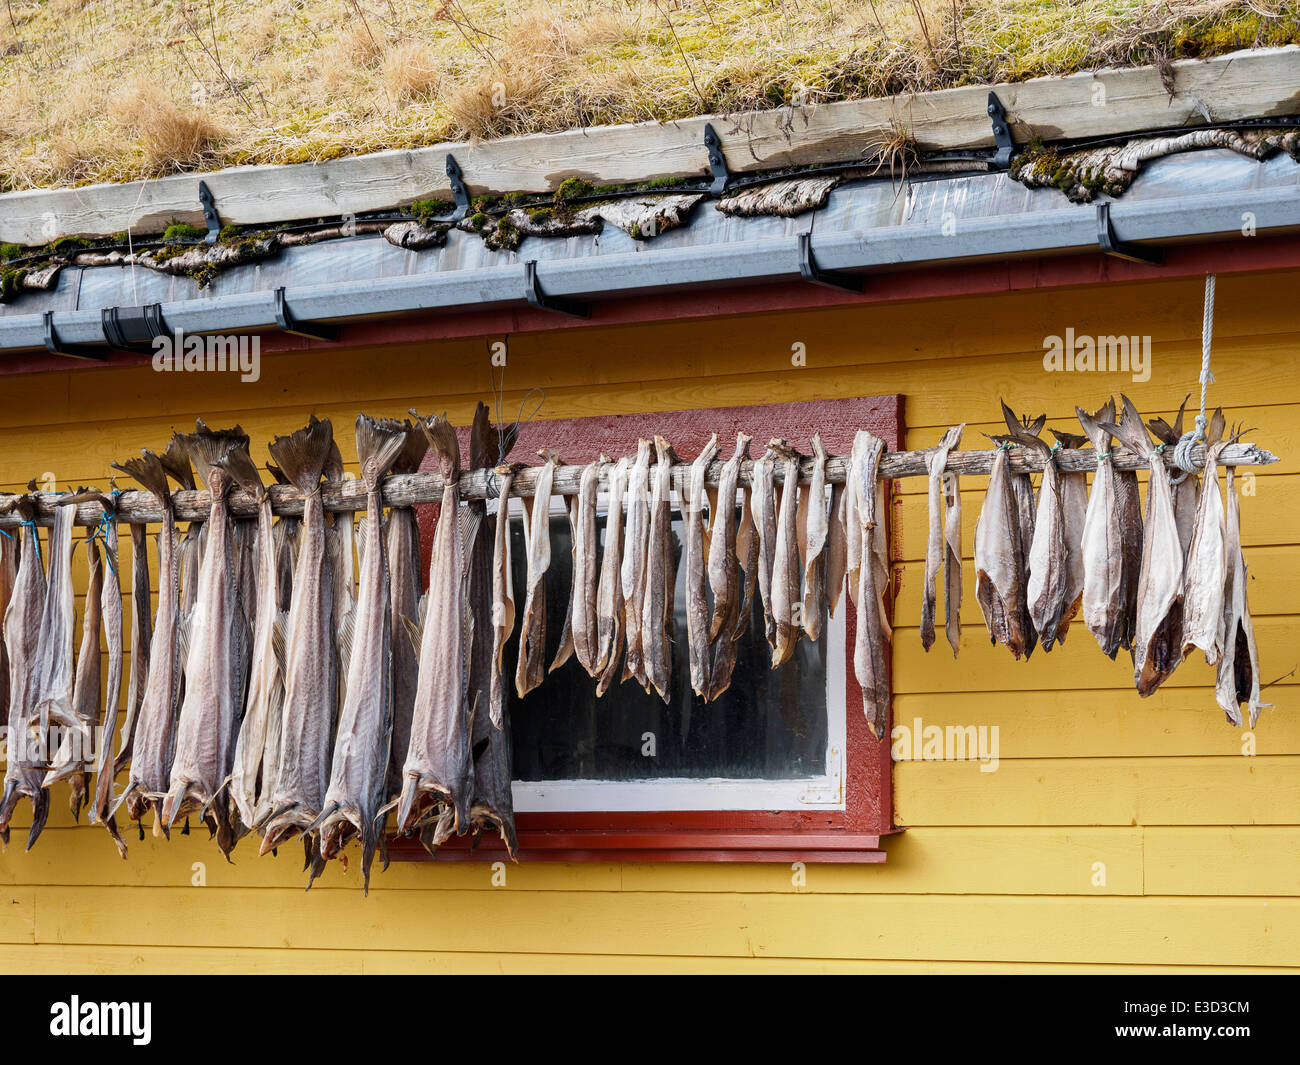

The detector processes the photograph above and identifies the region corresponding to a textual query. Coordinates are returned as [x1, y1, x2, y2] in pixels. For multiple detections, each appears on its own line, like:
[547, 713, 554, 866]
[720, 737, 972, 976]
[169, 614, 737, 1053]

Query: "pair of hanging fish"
[499, 430, 893, 737]
[965, 395, 1266, 725]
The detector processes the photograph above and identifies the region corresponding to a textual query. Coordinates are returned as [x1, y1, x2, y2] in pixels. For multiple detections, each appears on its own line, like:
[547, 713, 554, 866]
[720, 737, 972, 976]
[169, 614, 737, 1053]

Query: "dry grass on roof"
[0, 0, 1295, 194]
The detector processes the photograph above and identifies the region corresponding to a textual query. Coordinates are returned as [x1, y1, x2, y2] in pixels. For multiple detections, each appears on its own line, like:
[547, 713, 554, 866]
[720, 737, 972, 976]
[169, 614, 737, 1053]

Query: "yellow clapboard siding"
[891, 691, 1300, 757]
[0, 271, 1292, 432]
[0, 941, 1291, 974]
[29, 886, 1300, 965]
[1143, 827, 1300, 897]
[0, 826, 1147, 897]
[896, 756, 1300, 827]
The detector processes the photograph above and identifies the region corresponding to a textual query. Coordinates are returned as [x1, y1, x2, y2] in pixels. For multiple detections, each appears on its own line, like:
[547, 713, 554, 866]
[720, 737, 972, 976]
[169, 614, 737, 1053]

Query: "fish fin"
[337, 608, 356, 674]
[355, 414, 410, 491]
[400, 612, 423, 657]
[159, 433, 196, 490]
[111, 451, 171, 502]
[413, 412, 460, 480]
[391, 419, 430, 474]
[186, 423, 250, 490]
[213, 445, 267, 500]
[267, 415, 334, 494]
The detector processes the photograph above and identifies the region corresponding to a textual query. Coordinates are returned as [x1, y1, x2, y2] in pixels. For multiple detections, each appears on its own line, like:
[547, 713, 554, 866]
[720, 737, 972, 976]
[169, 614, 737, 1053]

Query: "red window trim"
[388, 394, 902, 862]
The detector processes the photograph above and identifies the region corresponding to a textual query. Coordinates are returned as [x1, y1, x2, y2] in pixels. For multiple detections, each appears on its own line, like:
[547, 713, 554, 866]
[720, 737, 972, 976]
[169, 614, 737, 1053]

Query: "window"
[393, 395, 901, 861]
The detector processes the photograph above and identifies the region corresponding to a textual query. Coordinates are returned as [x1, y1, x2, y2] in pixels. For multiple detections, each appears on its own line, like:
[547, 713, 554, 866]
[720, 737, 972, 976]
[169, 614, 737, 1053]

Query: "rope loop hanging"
[1171, 273, 1217, 484]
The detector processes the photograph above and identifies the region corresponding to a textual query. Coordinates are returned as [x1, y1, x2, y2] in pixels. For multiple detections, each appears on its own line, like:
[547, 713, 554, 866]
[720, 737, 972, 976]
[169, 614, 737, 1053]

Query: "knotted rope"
[1171, 274, 1216, 484]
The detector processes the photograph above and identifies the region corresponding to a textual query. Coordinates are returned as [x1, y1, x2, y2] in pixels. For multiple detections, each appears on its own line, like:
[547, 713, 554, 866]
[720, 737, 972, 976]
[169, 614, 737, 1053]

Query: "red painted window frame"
[389, 395, 902, 863]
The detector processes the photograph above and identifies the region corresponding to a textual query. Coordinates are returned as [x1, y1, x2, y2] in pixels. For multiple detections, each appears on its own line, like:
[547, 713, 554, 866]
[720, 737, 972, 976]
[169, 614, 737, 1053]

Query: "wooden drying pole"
[0, 440, 1279, 528]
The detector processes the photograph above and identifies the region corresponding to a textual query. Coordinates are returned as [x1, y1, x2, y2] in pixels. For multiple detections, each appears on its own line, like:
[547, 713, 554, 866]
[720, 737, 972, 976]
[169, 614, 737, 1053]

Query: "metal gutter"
[1, 172, 1297, 355]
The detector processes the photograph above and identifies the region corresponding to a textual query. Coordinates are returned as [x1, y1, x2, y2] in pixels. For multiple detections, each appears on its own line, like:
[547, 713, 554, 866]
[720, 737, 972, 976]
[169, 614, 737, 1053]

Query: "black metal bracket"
[101, 304, 170, 353]
[704, 124, 731, 195]
[798, 233, 864, 293]
[524, 260, 586, 318]
[1096, 202, 1163, 265]
[987, 93, 1014, 169]
[43, 312, 106, 361]
[274, 287, 338, 341]
[198, 181, 221, 244]
[446, 155, 471, 221]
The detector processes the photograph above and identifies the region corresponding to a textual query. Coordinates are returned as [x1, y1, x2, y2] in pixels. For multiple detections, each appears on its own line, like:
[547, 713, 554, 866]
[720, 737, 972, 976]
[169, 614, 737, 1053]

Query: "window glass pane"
[506, 510, 829, 782]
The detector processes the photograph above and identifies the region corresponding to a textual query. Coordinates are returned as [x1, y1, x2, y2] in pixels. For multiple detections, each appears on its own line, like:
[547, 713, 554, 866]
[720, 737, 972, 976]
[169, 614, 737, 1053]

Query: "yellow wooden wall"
[0, 268, 1295, 973]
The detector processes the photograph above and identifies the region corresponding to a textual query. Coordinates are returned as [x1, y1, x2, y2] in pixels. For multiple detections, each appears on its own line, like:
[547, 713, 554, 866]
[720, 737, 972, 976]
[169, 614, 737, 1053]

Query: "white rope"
[1172, 273, 1216, 481]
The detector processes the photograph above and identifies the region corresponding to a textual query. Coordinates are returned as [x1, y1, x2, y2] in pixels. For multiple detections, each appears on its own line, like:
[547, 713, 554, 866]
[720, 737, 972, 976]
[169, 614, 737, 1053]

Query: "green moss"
[218, 224, 244, 241]
[485, 216, 521, 251]
[0, 268, 28, 300]
[470, 211, 489, 230]
[554, 178, 593, 203]
[46, 235, 92, 254]
[471, 195, 499, 213]
[110, 232, 129, 245]
[526, 207, 553, 224]
[409, 198, 453, 224]
[629, 223, 643, 240]
[162, 223, 208, 241]
[0, 244, 21, 262]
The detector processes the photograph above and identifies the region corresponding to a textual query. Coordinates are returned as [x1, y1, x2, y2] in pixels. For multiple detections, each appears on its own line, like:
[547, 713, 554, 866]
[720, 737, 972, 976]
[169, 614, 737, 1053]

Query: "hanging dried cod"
[397, 413, 480, 840]
[490, 462, 525, 722]
[87, 490, 127, 858]
[0, 498, 50, 849]
[642, 436, 677, 703]
[1147, 396, 1199, 557]
[1013, 429, 1069, 653]
[260, 416, 337, 880]
[385, 422, 428, 800]
[1217, 453, 1269, 728]
[223, 449, 283, 836]
[29, 486, 78, 739]
[1103, 396, 1185, 696]
[708, 434, 758, 701]
[109, 450, 183, 831]
[847, 431, 890, 738]
[974, 441, 1029, 659]
[685, 434, 719, 695]
[570, 456, 605, 677]
[594, 455, 630, 697]
[750, 444, 779, 652]
[1180, 409, 1228, 662]
[515, 450, 559, 697]
[315, 416, 409, 891]
[45, 496, 107, 820]
[1076, 400, 1128, 658]
[998, 403, 1044, 659]
[467, 404, 516, 859]
[620, 440, 653, 689]
[162, 424, 250, 854]
[769, 440, 803, 668]
[1048, 429, 1088, 647]
[800, 433, 830, 645]
[920, 425, 963, 653]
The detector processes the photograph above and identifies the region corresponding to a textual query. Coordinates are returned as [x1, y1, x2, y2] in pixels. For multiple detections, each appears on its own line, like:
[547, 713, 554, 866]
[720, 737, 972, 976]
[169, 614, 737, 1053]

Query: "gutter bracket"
[43, 312, 106, 361]
[524, 260, 587, 318]
[798, 233, 864, 293]
[101, 303, 170, 353]
[446, 155, 471, 221]
[1096, 202, 1163, 265]
[274, 287, 338, 341]
[198, 181, 221, 245]
[704, 124, 731, 195]
[987, 93, 1014, 169]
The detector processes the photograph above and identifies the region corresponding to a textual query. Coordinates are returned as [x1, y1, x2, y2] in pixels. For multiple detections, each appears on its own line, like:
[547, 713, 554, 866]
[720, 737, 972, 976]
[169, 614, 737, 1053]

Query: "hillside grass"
[0, 0, 1295, 192]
